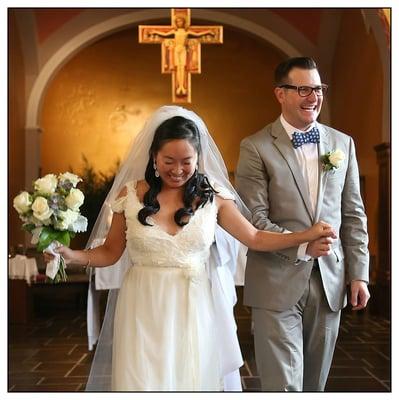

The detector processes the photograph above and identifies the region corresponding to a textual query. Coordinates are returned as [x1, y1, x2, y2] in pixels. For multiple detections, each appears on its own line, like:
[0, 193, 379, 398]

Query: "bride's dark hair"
[138, 116, 217, 227]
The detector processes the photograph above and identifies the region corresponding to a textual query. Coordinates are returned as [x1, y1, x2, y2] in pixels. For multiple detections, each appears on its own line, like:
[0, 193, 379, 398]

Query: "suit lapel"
[271, 119, 314, 221]
[314, 124, 330, 222]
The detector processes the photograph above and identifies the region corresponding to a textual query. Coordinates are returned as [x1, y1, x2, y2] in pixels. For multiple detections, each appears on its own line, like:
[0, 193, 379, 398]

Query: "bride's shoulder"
[116, 180, 148, 199]
[116, 186, 128, 199]
[116, 180, 140, 199]
[135, 180, 149, 203]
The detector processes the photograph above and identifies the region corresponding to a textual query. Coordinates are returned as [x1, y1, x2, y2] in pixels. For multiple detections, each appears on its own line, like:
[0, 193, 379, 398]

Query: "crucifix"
[139, 8, 223, 103]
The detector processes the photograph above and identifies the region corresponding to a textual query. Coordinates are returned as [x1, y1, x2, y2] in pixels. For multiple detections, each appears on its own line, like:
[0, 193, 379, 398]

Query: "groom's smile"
[275, 67, 324, 131]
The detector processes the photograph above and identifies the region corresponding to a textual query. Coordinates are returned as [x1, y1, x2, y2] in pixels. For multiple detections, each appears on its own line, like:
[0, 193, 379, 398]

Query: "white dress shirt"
[280, 115, 319, 261]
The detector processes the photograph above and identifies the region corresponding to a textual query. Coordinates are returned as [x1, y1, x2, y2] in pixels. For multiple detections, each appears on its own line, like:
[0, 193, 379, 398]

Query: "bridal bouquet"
[13, 172, 88, 283]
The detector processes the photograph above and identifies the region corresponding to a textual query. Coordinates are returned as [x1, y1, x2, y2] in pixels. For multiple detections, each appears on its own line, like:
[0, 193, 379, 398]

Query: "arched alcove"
[26, 9, 317, 130]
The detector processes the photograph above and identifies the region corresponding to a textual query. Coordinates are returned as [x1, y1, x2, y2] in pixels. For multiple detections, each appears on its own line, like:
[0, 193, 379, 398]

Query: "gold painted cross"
[139, 8, 223, 103]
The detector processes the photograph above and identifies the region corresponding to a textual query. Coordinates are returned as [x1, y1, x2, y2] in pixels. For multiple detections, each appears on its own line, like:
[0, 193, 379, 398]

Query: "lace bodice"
[111, 181, 224, 272]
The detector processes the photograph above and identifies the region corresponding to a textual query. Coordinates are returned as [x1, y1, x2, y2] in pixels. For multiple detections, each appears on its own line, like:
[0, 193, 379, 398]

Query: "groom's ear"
[274, 87, 284, 104]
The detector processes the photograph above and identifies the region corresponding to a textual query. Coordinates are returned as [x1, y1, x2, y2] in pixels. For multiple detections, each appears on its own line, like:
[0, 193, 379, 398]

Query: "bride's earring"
[153, 162, 160, 178]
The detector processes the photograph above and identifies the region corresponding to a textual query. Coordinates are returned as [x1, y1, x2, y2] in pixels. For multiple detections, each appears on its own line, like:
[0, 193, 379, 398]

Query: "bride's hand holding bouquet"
[13, 172, 88, 283]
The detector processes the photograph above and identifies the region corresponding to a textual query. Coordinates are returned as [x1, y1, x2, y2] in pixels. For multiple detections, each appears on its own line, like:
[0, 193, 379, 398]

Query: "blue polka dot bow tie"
[291, 127, 320, 148]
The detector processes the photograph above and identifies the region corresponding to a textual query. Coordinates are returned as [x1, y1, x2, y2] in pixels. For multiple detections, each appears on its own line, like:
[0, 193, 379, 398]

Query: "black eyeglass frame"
[278, 84, 328, 97]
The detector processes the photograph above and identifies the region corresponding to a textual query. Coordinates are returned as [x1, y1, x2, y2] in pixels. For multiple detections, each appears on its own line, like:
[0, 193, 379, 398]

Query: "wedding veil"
[85, 105, 249, 391]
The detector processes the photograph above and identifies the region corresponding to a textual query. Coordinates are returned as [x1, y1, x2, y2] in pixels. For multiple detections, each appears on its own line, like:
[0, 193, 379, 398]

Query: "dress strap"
[110, 195, 126, 213]
[110, 181, 136, 213]
[126, 180, 146, 207]
[125, 180, 138, 193]
[211, 182, 236, 201]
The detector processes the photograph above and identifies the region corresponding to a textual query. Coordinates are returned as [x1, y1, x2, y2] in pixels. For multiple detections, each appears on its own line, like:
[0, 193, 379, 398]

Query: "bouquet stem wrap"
[44, 241, 67, 282]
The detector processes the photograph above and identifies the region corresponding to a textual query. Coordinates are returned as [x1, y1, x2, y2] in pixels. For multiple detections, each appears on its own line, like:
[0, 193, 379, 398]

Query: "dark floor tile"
[7, 348, 39, 361]
[363, 366, 391, 381]
[239, 363, 250, 377]
[8, 288, 391, 392]
[325, 377, 389, 391]
[13, 383, 81, 391]
[242, 377, 261, 391]
[371, 344, 390, 357]
[9, 371, 57, 380]
[355, 352, 391, 366]
[243, 357, 258, 376]
[323, 358, 360, 368]
[46, 337, 88, 345]
[77, 354, 93, 365]
[363, 367, 391, 389]
[8, 362, 42, 373]
[381, 380, 391, 390]
[71, 344, 92, 354]
[33, 362, 77, 374]
[24, 349, 87, 363]
[67, 363, 92, 377]
[329, 366, 371, 377]
[40, 376, 88, 385]
[7, 375, 43, 385]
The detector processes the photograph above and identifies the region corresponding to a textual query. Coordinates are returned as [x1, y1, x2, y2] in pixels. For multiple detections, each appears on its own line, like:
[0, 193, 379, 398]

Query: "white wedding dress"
[110, 180, 231, 391]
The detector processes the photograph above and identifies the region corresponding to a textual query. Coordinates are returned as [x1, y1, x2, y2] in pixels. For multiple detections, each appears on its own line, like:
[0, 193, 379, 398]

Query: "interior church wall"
[9, 9, 387, 275]
[39, 26, 282, 177]
[9, 11, 27, 247]
[330, 9, 384, 267]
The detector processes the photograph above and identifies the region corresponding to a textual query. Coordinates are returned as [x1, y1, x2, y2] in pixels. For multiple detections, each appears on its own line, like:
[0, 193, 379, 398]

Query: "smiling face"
[154, 139, 198, 188]
[274, 67, 323, 131]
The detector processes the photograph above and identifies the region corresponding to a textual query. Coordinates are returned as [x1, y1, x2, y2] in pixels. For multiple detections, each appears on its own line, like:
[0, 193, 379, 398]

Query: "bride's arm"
[216, 197, 335, 253]
[57, 213, 127, 267]
[45, 189, 127, 268]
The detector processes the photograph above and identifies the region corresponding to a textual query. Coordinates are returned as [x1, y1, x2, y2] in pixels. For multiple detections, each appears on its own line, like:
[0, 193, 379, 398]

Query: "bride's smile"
[154, 138, 198, 188]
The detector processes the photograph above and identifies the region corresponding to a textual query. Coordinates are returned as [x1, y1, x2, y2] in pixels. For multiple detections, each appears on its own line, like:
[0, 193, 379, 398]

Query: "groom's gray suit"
[236, 117, 369, 390]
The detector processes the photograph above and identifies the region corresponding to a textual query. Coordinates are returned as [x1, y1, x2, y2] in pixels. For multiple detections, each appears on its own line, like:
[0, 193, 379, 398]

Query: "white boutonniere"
[321, 149, 345, 171]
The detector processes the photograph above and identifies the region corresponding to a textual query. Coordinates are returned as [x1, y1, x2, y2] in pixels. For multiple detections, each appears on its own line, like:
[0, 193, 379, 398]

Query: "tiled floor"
[8, 285, 391, 392]
[234, 288, 391, 392]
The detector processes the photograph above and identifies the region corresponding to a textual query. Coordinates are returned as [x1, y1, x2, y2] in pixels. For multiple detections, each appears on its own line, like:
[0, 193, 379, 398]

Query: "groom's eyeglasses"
[278, 84, 328, 97]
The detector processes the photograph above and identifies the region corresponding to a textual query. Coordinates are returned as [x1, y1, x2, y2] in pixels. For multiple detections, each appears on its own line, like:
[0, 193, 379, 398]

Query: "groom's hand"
[306, 237, 333, 258]
[350, 280, 370, 310]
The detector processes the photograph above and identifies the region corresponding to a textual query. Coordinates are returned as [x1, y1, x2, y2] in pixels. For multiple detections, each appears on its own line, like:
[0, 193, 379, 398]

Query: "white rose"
[34, 174, 58, 195]
[329, 149, 345, 167]
[55, 209, 79, 230]
[59, 172, 82, 187]
[32, 196, 53, 221]
[13, 191, 32, 214]
[65, 188, 85, 210]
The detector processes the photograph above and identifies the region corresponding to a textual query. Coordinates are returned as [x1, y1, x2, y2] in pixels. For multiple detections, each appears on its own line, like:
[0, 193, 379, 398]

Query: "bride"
[45, 106, 335, 391]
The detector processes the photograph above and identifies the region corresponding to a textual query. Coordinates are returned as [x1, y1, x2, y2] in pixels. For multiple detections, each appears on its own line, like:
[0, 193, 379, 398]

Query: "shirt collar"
[279, 114, 316, 140]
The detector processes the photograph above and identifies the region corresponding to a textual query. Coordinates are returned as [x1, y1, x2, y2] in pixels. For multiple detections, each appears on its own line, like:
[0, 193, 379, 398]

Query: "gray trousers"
[252, 266, 341, 391]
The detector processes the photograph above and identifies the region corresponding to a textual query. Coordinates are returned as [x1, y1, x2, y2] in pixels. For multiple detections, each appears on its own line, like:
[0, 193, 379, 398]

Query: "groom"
[236, 57, 370, 391]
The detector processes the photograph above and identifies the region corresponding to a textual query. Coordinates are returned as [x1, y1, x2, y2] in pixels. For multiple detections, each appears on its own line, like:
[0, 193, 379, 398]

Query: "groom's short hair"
[274, 57, 318, 85]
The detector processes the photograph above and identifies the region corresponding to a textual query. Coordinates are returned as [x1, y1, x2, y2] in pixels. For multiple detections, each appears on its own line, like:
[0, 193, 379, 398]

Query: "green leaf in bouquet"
[37, 227, 72, 251]
[56, 230, 71, 247]
[22, 223, 36, 232]
[37, 227, 59, 252]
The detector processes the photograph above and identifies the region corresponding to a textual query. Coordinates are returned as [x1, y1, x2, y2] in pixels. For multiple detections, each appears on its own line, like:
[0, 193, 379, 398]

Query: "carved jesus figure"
[139, 8, 223, 103]
[150, 16, 215, 96]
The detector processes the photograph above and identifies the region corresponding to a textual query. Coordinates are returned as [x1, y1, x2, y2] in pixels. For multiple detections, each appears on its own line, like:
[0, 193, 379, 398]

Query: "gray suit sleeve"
[236, 137, 299, 262]
[340, 137, 370, 283]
